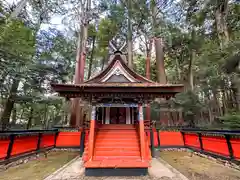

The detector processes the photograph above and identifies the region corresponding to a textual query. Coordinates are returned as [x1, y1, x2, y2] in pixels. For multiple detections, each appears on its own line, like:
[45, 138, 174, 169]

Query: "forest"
[0, 0, 239, 130]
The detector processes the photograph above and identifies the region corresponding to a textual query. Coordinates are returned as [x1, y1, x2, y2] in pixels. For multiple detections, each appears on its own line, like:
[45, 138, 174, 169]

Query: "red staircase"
[83, 124, 150, 172]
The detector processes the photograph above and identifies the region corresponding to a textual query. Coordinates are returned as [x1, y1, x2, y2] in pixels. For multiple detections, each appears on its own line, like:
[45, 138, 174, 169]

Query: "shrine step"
[93, 156, 142, 161]
[85, 168, 148, 176]
[84, 124, 150, 170]
[98, 124, 136, 130]
[85, 159, 149, 168]
[85, 159, 149, 176]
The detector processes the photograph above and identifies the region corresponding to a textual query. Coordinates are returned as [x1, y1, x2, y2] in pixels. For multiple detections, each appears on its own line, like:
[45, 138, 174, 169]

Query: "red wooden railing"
[148, 128, 240, 163]
[1, 127, 240, 164]
[0, 130, 58, 163]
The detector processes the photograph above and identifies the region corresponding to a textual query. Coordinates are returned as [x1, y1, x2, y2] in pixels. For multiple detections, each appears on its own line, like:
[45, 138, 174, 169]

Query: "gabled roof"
[51, 53, 184, 98]
[85, 54, 154, 84]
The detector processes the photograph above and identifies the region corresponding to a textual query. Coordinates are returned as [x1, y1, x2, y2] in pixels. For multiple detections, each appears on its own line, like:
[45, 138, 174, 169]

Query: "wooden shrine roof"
[51, 53, 184, 99]
[85, 54, 154, 83]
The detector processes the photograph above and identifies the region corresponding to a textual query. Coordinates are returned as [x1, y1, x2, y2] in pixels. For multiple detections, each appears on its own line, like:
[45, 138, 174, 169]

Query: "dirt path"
[44, 158, 188, 180]
[160, 151, 240, 180]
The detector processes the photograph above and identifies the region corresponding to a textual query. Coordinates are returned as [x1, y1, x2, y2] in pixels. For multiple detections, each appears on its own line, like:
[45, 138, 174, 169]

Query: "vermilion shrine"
[51, 37, 184, 175]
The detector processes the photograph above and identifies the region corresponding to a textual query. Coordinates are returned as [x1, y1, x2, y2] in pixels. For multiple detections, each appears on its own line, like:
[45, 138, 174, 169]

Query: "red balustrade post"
[225, 134, 234, 160]
[181, 131, 186, 147]
[36, 133, 42, 151]
[54, 130, 59, 148]
[80, 130, 85, 156]
[150, 129, 155, 157]
[138, 104, 146, 161]
[6, 134, 15, 160]
[157, 129, 160, 148]
[88, 106, 96, 161]
[198, 133, 203, 152]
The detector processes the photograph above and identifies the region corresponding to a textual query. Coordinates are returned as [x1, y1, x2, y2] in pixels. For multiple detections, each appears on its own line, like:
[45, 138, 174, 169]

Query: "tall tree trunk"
[175, 58, 181, 81]
[215, 0, 229, 48]
[43, 104, 48, 129]
[187, 50, 195, 91]
[232, 72, 240, 111]
[151, 0, 167, 84]
[145, 39, 152, 126]
[27, 106, 33, 129]
[87, 36, 96, 79]
[71, 0, 91, 127]
[236, 63, 240, 110]
[207, 94, 214, 123]
[127, 0, 133, 68]
[155, 38, 167, 84]
[187, 29, 196, 91]
[213, 90, 222, 116]
[151, 0, 168, 126]
[11, 104, 17, 127]
[145, 39, 152, 80]
[0, 78, 20, 130]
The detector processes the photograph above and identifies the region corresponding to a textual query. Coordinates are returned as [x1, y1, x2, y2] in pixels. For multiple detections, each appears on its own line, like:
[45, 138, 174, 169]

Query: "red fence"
[55, 132, 81, 148]
[0, 130, 58, 163]
[148, 128, 240, 163]
[1, 128, 240, 164]
[0, 128, 88, 164]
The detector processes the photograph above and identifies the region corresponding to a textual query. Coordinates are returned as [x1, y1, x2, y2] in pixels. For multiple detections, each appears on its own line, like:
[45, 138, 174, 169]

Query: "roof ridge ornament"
[109, 33, 127, 54]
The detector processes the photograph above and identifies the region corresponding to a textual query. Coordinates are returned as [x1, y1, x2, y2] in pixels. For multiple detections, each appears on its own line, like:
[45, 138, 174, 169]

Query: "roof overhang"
[51, 83, 184, 100]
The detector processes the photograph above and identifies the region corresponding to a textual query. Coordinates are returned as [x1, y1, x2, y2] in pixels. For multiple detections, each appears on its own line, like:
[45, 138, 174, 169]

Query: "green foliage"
[220, 111, 240, 129]
[172, 91, 203, 127]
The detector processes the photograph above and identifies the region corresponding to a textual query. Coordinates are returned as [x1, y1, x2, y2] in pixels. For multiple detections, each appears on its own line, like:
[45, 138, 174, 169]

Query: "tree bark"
[11, 104, 17, 127]
[43, 103, 48, 129]
[27, 106, 33, 129]
[145, 39, 152, 126]
[127, 0, 133, 69]
[71, 0, 90, 127]
[215, 0, 229, 48]
[87, 36, 96, 79]
[146, 39, 152, 80]
[151, 0, 167, 84]
[232, 72, 240, 111]
[155, 38, 167, 84]
[0, 78, 20, 130]
[187, 50, 195, 91]
[175, 58, 181, 81]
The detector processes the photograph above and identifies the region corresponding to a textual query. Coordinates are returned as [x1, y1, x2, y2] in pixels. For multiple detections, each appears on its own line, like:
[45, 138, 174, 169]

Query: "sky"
[6, 0, 65, 31]
[4, 0, 157, 54]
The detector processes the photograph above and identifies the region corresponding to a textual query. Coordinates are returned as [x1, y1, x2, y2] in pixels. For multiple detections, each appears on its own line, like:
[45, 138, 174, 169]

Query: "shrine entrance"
[110, 107, 126, 124]
[51, 50, 184, 174]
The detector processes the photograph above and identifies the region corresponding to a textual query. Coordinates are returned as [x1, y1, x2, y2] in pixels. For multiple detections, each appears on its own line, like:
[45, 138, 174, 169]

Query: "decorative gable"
[106, 74, 131, 83]
[100, 60, 137, 83]
[84, 54, 154, 84]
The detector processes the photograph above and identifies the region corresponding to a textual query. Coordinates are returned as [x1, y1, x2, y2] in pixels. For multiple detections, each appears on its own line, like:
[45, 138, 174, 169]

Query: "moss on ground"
[0, 151, 79, 180]
[160, 151, 240, 180]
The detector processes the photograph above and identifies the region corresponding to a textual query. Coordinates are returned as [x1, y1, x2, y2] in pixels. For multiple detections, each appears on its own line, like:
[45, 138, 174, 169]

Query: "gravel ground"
[160, 151, 240, 180]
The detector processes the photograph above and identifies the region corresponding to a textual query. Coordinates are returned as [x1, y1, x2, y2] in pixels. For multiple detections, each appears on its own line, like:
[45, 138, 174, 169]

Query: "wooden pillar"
[131, 107, 134, 124]
[138, 104, 146, 161]
[102, 107, 104, 124]
[88, 105, 96, 161]
[105, 107, 110, 124]
[126, 107, 131, 124]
